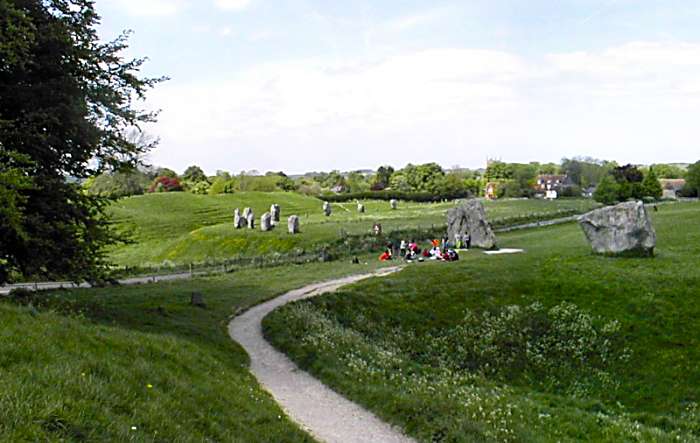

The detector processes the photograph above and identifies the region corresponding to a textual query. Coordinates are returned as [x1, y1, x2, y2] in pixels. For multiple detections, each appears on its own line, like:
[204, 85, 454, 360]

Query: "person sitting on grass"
[399, 240, 407, 257]
[379, 250, 392, 261]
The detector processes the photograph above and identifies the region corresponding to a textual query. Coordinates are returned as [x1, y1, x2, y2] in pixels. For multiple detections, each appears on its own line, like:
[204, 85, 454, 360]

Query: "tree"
[371, 165, 394, 191]
[650, 164, 686, 179]
[0, 1, 164, 284]
[686, 161, 700, 195]
[87, 170, 150, 198]
[593, 175, 620, 205]
[641, 168, 662, 200]
[182, 165, 207, 183]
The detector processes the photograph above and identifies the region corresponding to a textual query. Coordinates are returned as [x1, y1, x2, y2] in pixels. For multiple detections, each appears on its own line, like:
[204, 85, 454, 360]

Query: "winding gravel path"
[228, 267, 415, 443]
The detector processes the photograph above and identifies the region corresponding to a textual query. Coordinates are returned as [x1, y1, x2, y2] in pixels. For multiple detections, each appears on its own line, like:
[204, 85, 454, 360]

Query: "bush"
[86, 170, 150, 198]
[438, 302, 630, 395]
[560, 185, 582, 198]
[148, 176, 182, 193]
[322, 189, 472, 203]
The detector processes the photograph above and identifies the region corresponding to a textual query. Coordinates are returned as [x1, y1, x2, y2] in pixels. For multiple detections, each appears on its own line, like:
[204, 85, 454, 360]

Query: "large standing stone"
[270, 204, 281, 225]
[390, 199, 398, 210]
[357, 203, 365, 213]
[288, 215, 300, 234]
[243, 207, 252, 219]
[233, 208, 244, 229]
[579, 201, 656, 256]
[246, 211, 255, 229]
[323, 201, 332, 217]
[447, 200, 497, 250]
[261, 212, 273, 232]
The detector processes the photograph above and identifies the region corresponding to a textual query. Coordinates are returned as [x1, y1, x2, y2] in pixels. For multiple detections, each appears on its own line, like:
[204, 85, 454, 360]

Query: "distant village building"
[535, 175, 567, 192]
[660, 179, 686, 200]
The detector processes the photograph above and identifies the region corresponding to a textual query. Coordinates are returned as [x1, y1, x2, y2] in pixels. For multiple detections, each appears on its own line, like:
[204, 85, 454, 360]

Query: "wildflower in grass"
[147, 384, 153, 389]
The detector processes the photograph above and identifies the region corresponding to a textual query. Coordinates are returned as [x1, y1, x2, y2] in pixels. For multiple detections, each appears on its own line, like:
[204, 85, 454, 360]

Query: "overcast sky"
[96, 0, 700, 174]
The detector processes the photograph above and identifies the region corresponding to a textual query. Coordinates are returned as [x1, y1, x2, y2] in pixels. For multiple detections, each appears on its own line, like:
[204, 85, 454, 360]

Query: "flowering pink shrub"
[148, 176, 182, 193]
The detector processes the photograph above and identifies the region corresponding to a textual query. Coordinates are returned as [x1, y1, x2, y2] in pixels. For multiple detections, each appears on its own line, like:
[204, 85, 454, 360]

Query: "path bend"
[228, 267, 415, 443]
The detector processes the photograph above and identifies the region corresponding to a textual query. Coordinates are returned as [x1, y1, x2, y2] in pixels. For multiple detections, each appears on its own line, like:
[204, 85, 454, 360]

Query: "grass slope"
[108, 192, 598, 266]
[0, 258, 390, 441]
[264, 202, 700, 442]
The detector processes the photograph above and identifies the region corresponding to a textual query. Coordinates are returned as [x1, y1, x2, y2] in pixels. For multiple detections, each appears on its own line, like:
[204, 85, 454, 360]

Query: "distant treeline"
[321, 190, 472, 203]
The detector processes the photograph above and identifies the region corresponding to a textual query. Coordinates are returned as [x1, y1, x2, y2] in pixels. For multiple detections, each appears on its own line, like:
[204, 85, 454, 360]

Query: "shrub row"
[320, 190, 472, 203]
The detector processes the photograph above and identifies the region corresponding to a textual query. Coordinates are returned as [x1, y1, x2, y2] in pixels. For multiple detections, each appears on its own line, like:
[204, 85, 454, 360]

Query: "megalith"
[357, 203, 365, 213]
[270, 204, 281, 225]
[233, 208, 244, 229]
[261, 212, 273, 232]
[579, 201, 656, 256]
[323, 201, 332, 217]
[447, 200, 497, 250]
[288, 215, 300, 234]
[246, 211, 255, 229]
[390, 199, 398, 210]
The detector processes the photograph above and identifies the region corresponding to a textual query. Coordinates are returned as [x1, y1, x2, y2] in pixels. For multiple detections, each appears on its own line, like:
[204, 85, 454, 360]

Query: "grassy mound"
[108, 192, 599, 267]
[264, 202, 700, 442]
[0, 258, 390, 441]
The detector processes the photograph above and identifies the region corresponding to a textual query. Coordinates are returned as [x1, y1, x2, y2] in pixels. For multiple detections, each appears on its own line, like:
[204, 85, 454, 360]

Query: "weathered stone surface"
[323, 201, 332, 216]
[288, 215, 300, 234]
[270, 204, 281, 224]
[357, 203, 365, 213]
[246, 211, 255, 229]
[261, 212, 273, 232]
[243, 207, 252, 219]
[447, 200, 497, 250]
[390, 199, 398, 210]
[579, 201, 656, 256]
[234, 208, 244, 229]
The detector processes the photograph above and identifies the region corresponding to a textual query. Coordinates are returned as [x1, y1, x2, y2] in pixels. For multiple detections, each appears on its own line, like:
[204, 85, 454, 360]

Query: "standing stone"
[233, 208, 243, 229]
[243, 207, 252, 220]
[270, 204, 281, 225]
[246, 211, 255, 229]
[261, 212, 273, 232]
[288, 215, 300, 234]
[390, 199, 398, 210]
[357, 203, 365, 213]
[323, 201, 332, 217]
[579, 201, 656, 256]
[447, 200, 497, 250]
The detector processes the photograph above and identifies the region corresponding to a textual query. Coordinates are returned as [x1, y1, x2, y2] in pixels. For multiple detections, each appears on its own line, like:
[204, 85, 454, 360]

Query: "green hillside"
[264, 202, 700, 442]
[108, 192, 599, 267]
[0, 258, 391, 441]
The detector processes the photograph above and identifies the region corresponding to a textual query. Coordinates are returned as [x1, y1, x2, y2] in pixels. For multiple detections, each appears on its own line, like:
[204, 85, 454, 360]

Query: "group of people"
[379, 233, 471, 263]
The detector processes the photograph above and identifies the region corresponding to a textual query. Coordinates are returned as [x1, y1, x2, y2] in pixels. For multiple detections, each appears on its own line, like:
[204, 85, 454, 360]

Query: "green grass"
[0, 257, 391, 441]
[108, 192, 599, 266]
[264, 202, 700, 442]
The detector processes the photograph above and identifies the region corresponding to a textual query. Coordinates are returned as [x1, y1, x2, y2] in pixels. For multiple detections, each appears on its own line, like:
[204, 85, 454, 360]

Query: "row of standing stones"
[321, 199, 399, 217]
[446, 199, 657, 257]
[233, 205, 300, 234]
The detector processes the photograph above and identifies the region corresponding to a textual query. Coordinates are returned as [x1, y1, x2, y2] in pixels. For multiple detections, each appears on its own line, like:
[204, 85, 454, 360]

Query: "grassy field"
[108, 192, 599, 267]
[0, 257, 392, 441]
[264, 202, 700, 442]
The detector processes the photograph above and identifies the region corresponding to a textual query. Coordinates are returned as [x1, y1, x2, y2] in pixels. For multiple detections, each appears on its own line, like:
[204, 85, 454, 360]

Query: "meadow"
[108, 192, 599, 267]
[264, 202, 700, 442]
[0, 257, 398, 441]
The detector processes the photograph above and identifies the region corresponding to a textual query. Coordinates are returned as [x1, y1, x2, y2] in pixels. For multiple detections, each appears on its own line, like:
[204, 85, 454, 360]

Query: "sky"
[95, 0, 700, 174]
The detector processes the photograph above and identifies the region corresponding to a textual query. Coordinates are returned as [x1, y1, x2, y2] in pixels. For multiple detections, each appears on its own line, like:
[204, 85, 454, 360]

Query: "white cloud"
[147, 42, 700, 173]
[103, 0, 189, 16]
[214, 0, 252, 11]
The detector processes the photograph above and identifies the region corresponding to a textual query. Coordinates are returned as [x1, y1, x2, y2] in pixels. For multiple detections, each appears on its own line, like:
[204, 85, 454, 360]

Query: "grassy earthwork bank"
[108, 192, 599, 267]
[264, 201, 700, 442]
[0, 257, 393, 441]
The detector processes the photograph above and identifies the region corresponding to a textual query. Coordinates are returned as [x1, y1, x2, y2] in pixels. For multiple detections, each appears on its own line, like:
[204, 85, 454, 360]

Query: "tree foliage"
[641, 168, 662, 199]
[686, 161, 700, 196]
[0, 0, 164, 283]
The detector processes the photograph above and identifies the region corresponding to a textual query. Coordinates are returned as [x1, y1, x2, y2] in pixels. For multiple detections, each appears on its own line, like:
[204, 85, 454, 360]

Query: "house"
[659, 179, 686, 199]
[535, 175, 567, 192]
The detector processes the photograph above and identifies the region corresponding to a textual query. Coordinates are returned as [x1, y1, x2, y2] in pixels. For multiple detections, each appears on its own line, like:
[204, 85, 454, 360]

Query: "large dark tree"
[0, 0, 164, 283]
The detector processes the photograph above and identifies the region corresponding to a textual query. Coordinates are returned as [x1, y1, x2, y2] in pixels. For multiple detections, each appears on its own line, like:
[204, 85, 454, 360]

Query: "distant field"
[0, 257, 392, 441]
[265, 201, 700, 442]
[108, 192, 599, 267]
